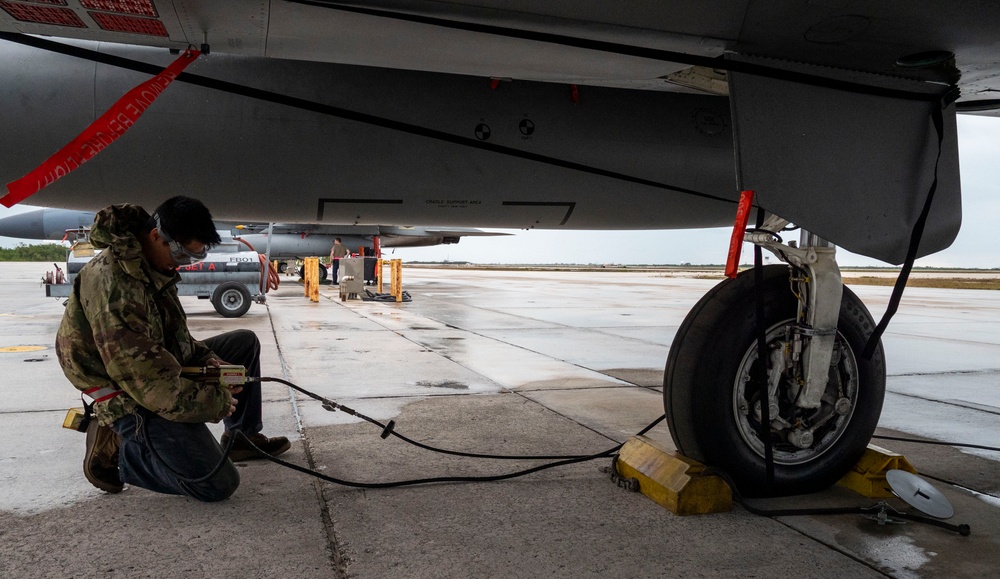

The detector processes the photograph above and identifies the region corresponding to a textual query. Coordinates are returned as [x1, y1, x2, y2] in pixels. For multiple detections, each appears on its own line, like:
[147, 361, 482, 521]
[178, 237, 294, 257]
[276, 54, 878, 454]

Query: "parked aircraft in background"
[2, 1, 998, 497]
[0, 206, 506, 278]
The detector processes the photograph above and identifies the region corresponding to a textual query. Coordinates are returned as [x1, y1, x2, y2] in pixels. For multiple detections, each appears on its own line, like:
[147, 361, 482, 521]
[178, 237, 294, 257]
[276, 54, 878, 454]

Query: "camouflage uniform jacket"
[55, 204, 230, 426]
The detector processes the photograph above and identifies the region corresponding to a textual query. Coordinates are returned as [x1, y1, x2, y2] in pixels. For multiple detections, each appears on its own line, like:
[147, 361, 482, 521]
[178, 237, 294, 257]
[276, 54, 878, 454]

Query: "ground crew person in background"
[55, 196, 290, 501]
[329, 237, 349, 285]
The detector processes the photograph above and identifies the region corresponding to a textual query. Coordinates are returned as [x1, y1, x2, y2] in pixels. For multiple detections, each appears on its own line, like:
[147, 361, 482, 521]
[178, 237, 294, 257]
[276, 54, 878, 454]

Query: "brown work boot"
[84, 421, 123, 493]
[221, 431, 291, 462]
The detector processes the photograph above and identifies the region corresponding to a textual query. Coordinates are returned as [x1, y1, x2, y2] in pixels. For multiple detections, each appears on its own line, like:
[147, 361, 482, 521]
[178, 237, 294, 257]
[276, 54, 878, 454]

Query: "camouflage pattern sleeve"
[191, 338, 218, 365]
[81, 270, 230, 423]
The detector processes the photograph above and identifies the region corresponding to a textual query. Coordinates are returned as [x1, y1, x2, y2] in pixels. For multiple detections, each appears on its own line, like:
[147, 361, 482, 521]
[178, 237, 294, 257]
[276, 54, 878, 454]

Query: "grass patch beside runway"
[842, 277, 1000, 290]
[692, 273, 1000, 290]
[408, 264, 1000, 290]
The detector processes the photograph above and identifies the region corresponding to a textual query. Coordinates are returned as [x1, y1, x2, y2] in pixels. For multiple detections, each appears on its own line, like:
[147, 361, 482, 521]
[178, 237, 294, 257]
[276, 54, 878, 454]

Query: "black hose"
[260, 375, 664, 460]
[140, 409, 241, 484]
[700, 466, 972, 536]
[140, 375, 666, 488]
[872, 434, 1000, 453]
[244, 440, 618, 489]
[139, 375, 987, 534]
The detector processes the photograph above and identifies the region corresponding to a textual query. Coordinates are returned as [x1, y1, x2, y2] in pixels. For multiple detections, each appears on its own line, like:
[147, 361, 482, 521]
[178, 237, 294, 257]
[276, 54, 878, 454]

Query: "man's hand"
[203, 358, 243, 416]
[225, 385, 243, 417]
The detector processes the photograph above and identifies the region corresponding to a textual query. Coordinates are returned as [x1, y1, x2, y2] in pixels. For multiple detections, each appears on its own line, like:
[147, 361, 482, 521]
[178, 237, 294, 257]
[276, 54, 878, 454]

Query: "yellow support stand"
[391, 259, 402, 302]
[837, 443, 917, 498]
[303, 257, 319, 302]
[374, 258, 402, 301]
[615, 436, 732, 516]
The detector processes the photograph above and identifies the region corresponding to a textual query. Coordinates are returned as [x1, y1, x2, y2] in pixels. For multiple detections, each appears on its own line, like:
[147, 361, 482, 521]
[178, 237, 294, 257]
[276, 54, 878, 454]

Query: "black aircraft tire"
[664, 265, 886, 497]
[212, 282, 252, 318]
[297, 264, 328, 282]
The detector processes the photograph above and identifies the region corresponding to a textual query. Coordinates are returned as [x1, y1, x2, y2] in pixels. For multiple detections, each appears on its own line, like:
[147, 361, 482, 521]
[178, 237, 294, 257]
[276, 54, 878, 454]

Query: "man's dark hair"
[335, 237, 342, 243]
[150, 196, 221, 246]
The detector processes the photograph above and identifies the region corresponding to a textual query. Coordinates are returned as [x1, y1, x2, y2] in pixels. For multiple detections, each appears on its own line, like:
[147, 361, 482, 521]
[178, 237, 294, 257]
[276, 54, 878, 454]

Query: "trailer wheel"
[212, 282, 252, 318]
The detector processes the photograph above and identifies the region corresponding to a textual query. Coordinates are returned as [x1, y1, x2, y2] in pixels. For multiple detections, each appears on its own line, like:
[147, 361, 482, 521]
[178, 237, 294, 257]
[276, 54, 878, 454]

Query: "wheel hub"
[223, 290, 243, 307]
[733, 320, 859, 465]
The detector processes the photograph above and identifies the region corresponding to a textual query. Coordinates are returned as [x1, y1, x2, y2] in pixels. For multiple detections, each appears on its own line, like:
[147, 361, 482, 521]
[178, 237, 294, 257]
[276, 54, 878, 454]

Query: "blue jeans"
[214, 329, 263, 436]
[110, 329, 264, 501]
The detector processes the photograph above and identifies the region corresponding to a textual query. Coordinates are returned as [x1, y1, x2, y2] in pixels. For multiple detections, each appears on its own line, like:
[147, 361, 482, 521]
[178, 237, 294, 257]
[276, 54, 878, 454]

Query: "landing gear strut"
[664, 232, 886, 496]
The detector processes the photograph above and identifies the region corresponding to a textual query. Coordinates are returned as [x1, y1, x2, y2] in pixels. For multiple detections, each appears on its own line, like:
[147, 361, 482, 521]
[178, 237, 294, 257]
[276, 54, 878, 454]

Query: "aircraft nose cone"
[0, 210, 45, 239]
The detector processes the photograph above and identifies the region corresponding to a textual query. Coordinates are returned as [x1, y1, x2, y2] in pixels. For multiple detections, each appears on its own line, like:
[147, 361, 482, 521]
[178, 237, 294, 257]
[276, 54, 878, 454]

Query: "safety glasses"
[155, 215, 208, 266]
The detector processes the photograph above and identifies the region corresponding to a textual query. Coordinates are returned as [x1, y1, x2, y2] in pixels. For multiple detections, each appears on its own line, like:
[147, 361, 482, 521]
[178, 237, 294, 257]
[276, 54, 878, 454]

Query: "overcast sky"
[2, 116, 997, 268]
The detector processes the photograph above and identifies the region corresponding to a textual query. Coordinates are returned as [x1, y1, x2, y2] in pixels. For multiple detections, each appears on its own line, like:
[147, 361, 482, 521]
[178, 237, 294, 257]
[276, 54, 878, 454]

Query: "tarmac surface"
[1, 262, 998, 578]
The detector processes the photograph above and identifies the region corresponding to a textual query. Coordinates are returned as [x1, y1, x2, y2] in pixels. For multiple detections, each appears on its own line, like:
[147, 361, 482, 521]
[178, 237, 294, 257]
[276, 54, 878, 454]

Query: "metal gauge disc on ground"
[886, 469, 955, 519]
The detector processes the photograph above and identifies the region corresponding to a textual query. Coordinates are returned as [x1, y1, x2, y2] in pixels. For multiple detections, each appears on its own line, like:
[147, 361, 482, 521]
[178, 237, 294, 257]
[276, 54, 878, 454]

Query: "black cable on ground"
[872, 434, 1000, 453]
[259, 375, 664, 460]
[244, 437, 618, 489]
[138, 374, 667, 489]
[134, 375, 988, 535]
[700, 466, 972, 536]
[139, 409, 242, 484]
[362, 290, 412, 302]
[232, 411, 665, 489]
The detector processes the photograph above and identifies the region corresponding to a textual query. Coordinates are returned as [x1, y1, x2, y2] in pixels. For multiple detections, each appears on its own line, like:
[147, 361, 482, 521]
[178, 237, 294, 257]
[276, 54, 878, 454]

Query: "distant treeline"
[0, 243, 68, 262]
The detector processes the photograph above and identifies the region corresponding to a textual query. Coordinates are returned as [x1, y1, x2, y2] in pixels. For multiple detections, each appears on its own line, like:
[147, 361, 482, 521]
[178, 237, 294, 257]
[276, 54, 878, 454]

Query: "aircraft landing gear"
[664, 232, 886, 497]
[298, 263, 328, 282]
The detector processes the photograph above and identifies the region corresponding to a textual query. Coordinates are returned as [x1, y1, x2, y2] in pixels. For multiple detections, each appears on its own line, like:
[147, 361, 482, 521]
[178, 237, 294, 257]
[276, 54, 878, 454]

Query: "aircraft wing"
[228, 223, 380, 237]
[0, 206, 507, 252]
[379, 226, 510, 238]
[221, 222, 509, 244]
[1, 2, 999, 263]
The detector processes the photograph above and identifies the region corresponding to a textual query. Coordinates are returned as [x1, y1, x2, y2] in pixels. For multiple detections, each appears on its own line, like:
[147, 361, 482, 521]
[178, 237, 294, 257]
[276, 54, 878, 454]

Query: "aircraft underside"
[1, 0, 996, 497]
